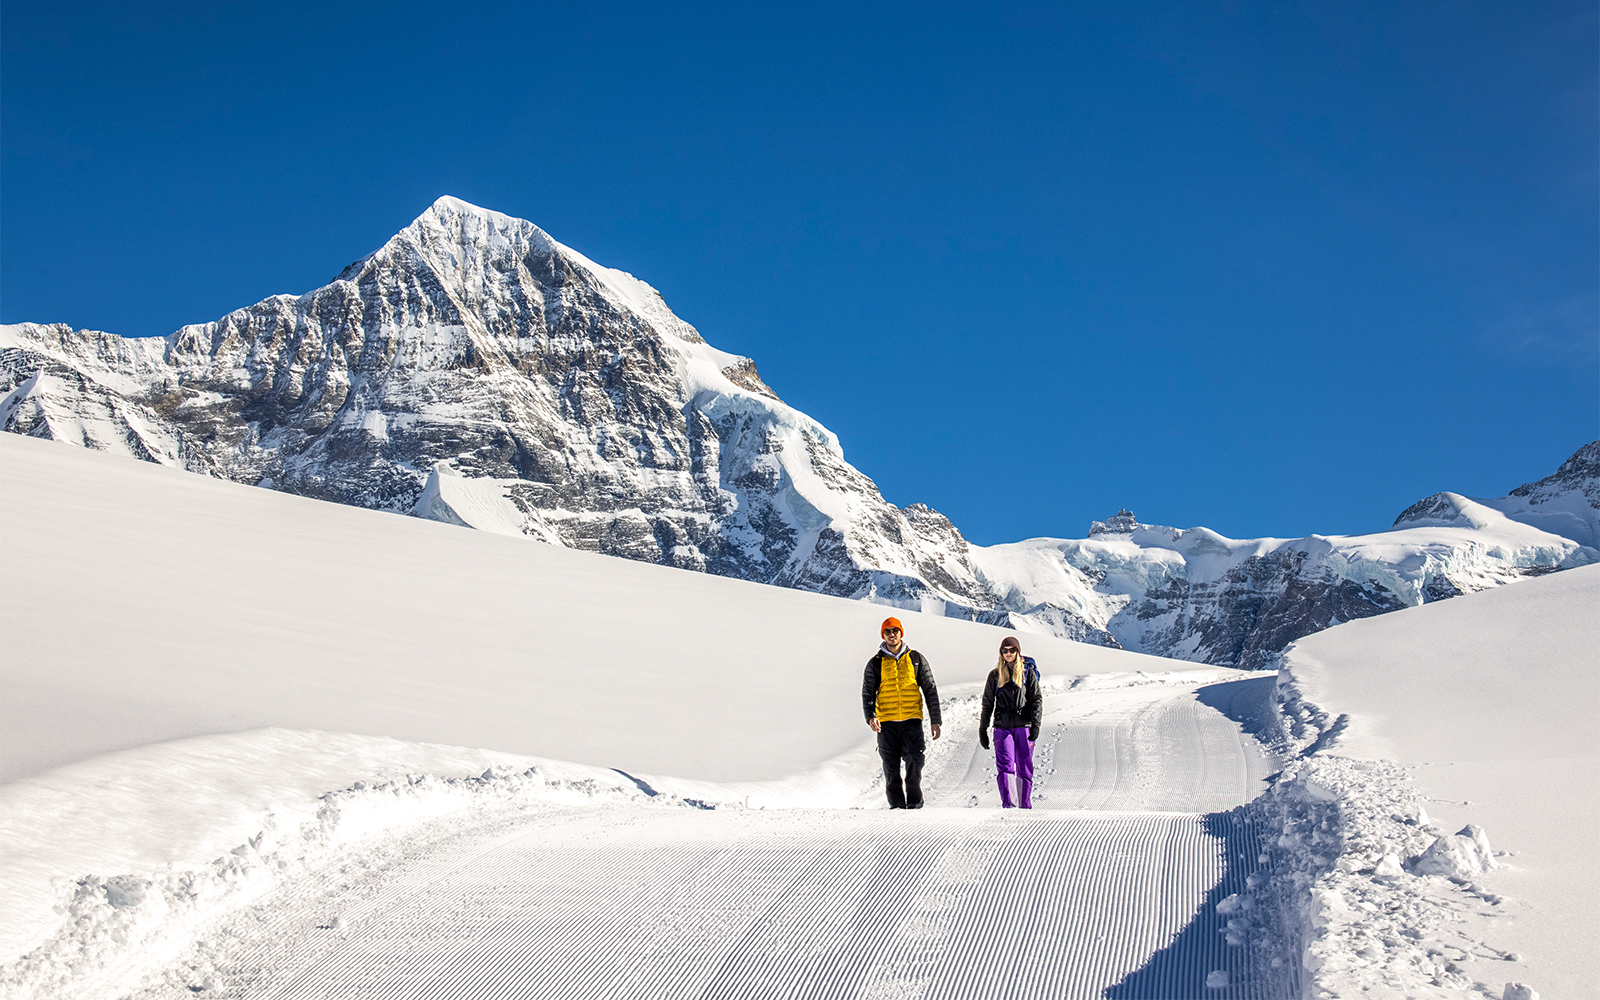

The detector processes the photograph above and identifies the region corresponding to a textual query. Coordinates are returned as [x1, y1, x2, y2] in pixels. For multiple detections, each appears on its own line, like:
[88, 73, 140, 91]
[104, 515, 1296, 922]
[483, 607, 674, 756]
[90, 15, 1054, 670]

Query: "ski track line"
[235, 807, 661, 999]
[233, 810, 1267, 1000]
[851, 812, 1021, 1000]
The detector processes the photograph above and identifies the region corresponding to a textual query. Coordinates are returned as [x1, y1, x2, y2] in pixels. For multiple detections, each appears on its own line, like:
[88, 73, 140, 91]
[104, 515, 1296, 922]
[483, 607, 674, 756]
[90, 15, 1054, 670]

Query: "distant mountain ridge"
[3, 197, 1595, 667]
[971, 477, 1593, 668]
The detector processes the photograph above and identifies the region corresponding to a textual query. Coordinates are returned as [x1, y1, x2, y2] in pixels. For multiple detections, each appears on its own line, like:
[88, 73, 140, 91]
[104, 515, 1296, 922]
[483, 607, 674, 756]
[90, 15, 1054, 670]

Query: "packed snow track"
[245, 810, 1256, 1000]
[140, 676, 1280, 1000]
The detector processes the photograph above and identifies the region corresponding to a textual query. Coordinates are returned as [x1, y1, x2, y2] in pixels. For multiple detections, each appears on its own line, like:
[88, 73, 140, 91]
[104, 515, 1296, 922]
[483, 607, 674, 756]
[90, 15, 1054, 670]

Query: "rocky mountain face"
[4, 197, 1595, 667]
[0, 198, 1083, 638]
[969, 460, 1598, 668]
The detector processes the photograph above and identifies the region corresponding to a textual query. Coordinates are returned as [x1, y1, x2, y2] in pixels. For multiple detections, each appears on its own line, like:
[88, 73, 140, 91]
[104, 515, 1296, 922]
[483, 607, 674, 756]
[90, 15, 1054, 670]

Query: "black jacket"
[980, 660, 1042, 733]
[862, 647, 942, 726]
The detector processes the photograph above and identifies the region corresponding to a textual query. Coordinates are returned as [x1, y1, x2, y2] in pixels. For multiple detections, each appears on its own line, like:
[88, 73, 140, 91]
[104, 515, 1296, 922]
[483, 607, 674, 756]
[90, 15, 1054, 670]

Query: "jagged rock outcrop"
[4, 197, 1593, 666]
[0, 197, 1119, 642]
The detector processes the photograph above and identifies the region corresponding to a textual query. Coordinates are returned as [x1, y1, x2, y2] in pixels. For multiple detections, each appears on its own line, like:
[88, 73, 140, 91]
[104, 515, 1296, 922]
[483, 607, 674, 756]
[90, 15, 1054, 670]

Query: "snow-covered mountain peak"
[1, 199, 997, 625]
[427, 193, 500, 218]
[1086, 509, 1186, 547]
[383, 195, 709, 349]
[1391, 441, 1600, 548]
[1548, 439, 1600, 480]
[1089, 508, 1142, 535]
[406, 194, 560, 263]
[1390, 491, 1504, 531]
[4, 198, 1596, 671]
[968, 454, 1595, 668]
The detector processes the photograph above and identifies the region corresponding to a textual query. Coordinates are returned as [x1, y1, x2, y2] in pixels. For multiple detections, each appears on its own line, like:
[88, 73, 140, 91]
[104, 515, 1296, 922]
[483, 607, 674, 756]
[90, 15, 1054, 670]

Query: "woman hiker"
[978, 635, 1042, 809]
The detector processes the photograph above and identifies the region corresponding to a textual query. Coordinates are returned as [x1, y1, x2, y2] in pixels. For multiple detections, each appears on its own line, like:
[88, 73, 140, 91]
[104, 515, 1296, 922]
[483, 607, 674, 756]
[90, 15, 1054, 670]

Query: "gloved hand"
[979, 730, 990, 751]
[1028, 725, 1040, 742]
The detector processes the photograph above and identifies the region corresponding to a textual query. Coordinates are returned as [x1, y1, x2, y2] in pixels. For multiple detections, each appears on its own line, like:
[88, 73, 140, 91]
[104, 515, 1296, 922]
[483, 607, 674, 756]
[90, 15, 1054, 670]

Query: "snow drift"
[1251, 565, 1598, 999]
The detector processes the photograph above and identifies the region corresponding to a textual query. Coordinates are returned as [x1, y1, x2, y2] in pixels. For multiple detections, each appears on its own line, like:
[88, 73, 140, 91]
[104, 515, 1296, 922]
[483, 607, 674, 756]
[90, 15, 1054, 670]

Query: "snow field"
[3, 433, 1588, 999]
[0, 432, 1195, 786]
[3, 435, 1287, 997]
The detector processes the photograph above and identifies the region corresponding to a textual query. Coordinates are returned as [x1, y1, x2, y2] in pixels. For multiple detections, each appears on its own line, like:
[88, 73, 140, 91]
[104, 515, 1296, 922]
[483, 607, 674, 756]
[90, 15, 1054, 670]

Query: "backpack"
[1022, 655, 1039, 688]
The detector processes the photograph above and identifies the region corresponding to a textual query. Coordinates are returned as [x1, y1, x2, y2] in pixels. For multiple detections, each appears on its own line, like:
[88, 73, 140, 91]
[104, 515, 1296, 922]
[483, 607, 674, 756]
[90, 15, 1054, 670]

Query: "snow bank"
[1227, 754, 1522, 998]
[0, 730, 711, 1000]
[1247, 566, 1599, 999]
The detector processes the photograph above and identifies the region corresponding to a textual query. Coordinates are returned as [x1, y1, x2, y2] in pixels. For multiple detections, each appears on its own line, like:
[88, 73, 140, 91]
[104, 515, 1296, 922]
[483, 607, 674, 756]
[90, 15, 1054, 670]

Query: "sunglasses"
[882, 628, 902, 636]
[1000, 648, 1018, 655]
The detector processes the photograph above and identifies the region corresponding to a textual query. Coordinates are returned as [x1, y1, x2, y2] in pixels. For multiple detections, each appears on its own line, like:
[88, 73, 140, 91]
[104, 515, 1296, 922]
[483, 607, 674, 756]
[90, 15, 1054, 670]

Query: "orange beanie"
[881, 617, 904, 634]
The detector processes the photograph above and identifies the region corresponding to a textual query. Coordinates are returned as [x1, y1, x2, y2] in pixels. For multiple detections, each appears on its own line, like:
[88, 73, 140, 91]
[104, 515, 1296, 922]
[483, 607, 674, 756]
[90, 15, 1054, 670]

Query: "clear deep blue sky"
[3, 2, 1596, 544]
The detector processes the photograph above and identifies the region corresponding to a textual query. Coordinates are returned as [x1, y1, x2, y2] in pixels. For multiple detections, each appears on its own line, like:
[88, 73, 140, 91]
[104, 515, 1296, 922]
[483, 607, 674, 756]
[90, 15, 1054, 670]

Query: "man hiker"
[862, 616, 941, 809]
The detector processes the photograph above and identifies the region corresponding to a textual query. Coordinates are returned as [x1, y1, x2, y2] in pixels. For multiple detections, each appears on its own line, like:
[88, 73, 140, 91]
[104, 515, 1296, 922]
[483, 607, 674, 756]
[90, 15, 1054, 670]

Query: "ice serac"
[0, 197, 1089, 634]
[971, 451, 1598, 668]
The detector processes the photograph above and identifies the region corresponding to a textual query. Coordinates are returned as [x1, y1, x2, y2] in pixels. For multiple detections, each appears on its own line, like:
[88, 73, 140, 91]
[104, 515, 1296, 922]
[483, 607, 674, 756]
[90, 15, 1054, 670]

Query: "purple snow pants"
[993, 727, 1034, 809]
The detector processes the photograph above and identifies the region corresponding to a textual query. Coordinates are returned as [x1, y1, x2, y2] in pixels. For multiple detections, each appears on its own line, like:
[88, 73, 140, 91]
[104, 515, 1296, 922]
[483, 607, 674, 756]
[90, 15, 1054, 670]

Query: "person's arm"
[914, 652, 942, 730]
[979, 671, 996, 749]
[1026, 669, 1043, 740]
[979, 670, 996, 730]
[862, 656, 882, 729]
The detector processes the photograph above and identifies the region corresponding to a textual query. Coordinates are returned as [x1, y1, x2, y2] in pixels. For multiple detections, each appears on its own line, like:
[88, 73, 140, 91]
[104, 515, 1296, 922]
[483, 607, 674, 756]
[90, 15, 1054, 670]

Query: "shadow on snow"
[1106, 676, 1294, 1000]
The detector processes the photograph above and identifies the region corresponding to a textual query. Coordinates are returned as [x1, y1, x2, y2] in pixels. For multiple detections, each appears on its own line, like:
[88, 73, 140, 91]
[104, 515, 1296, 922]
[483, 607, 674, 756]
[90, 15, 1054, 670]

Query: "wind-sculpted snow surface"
[2, 196, 1595, 664]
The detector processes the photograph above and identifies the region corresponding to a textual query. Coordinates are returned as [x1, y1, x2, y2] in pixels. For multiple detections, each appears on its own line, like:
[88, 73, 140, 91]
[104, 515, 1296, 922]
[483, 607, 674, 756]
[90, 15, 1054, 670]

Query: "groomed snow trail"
[147, 677, 1279, 1000]
[934, 675, 1276, 812]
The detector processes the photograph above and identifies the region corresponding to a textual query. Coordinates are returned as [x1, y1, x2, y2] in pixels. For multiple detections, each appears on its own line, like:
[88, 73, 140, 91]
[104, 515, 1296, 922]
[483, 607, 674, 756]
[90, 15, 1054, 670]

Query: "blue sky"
[3, 1, 1596, 544]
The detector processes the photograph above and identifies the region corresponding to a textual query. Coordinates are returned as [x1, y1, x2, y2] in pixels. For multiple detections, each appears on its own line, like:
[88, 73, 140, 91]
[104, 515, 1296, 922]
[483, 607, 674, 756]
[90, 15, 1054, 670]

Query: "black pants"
[877, 719, 926, 809]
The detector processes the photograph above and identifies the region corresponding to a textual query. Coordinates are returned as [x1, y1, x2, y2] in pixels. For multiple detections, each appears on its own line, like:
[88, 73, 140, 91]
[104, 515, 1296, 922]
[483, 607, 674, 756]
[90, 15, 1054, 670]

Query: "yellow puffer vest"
[875, 649, 924, 722]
